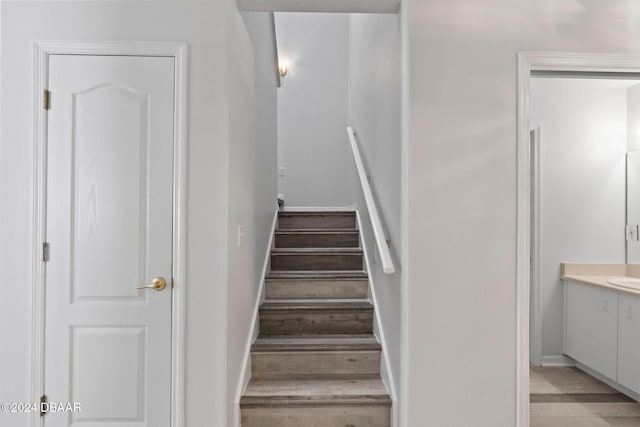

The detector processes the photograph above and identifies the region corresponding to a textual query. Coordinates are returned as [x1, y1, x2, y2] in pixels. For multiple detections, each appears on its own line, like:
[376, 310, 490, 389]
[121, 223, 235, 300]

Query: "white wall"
[348, 11, 402, 407]
[0, 2, 275, 426]
[627, 84, 640, 264]
[227, 10, 279, 426]
[406, 1, 640, 425]
[275, 12, 356, 207]
[627, 83, 640, 152]
[531, 78, 628, 361]
[627, 151, 640, 264]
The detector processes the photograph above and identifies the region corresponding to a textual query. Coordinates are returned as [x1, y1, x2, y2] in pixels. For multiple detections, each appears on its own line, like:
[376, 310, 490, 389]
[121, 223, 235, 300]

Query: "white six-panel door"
[44, 55, 175, 427]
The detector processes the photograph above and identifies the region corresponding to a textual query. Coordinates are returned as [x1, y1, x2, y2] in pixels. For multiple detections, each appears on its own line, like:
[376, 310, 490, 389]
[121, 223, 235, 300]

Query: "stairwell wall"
[227, 10, 279, 427]
[275, 13, 357, 208]
[347, 11, 403, 416]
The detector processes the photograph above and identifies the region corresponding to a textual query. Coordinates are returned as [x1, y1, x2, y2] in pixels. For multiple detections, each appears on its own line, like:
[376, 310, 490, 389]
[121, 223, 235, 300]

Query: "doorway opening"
[517, 53, 640, 427]
[236, 6, 404, 427]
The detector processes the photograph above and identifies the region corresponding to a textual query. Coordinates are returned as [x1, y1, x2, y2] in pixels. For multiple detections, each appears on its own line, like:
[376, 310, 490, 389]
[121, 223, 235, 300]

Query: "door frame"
[31, 41, 188, 427]
[529, 125, 542, 367]
[516, 52, 640, 427]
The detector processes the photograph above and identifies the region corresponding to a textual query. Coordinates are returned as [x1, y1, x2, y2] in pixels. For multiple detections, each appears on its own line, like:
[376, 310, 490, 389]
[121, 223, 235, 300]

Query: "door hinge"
[43, 89, 50, 110]
[40, 395, 47, 417]
[171, 278, 174, 289]
[42, 242, 50, 262]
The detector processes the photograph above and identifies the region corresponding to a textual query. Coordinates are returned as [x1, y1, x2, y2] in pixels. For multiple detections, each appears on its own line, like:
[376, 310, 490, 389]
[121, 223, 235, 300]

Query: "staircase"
[240, 211, 392, 427]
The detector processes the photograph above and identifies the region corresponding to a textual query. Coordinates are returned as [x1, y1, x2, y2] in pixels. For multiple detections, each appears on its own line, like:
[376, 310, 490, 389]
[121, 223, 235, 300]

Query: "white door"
[44, 55, 175, 427]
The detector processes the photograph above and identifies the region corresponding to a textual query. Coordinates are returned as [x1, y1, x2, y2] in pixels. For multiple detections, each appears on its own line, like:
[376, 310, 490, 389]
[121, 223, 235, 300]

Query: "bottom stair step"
[241, 378, 391, 427]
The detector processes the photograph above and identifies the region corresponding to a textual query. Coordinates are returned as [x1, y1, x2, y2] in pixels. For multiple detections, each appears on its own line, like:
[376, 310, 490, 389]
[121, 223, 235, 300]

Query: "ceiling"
[237, 0, 400, 13]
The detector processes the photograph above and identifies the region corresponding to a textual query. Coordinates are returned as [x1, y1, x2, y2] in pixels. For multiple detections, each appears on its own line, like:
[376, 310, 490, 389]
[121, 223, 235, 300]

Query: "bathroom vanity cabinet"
[564, 281, 618, 381]
[618, 293, 640, 393]
[564, 279, 640, 396]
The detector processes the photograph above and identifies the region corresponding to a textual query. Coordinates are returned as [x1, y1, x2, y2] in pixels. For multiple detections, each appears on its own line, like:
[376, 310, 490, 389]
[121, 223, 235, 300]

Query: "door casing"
[31, 41, 188, 427]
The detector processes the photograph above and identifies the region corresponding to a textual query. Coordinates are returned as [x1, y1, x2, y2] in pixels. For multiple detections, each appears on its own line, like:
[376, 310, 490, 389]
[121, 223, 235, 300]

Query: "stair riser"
[266, 280, 368, 299]
[241, 406, 390, 427]
[275, 233, 359, 248]
[251, 351, 381, 380]
[259, 310, 374, 335]
[271, 254, 362, 271]
[278, 214, 356, 230]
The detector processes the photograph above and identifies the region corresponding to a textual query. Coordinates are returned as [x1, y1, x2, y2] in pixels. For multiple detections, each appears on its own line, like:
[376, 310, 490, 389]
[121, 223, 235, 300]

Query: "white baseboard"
[233, 209, 278, 427]
[356, 210, 398, 427]
[281, 205, 356, 212]
[541, 355, 575, 367]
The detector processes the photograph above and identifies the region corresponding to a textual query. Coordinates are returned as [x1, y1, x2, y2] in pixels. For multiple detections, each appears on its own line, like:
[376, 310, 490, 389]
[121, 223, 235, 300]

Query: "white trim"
[170, 42, 189, 427]
[529, 126, 542, 367]
[524, 52, 640, 73]
[516, 51, 532, 427]
[281, 205, 356, 212]
[356, 210, 398, 427]
[32, 40, 188, 58]
[347, 127, 395, 274]
[31, 40, 188, 427]
[30, 40, 49, 427]
[517, 51, 640, 427]
[233, 209, 278, 427]
[541, 355, 575, 367]
[399, 0, 409, 423]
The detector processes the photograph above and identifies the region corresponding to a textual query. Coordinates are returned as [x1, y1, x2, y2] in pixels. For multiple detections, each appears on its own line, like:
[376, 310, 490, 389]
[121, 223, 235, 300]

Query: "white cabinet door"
[619, 293, 640, 394]
[44, 55, 174, 427]
[565, 281, 619, 381]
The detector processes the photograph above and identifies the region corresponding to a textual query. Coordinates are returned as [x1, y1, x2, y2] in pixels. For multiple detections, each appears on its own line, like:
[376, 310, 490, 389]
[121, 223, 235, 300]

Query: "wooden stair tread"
[277, 212, 356, 230]
[253, 334, 381, 352]
[275, 229, 359, 234]
[279, 211, 356, 216]
[242, 210, 389, 425]
[241, 378, 391, 406]
[260, 299, 372, 311]
[266, 271, 367, 280]
[271, 247, 363, 254]
[275, 230, 360, 249]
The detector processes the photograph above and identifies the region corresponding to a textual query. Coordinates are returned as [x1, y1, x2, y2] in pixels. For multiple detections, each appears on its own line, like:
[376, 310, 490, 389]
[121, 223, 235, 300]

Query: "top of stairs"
[278, 211, 356, 230]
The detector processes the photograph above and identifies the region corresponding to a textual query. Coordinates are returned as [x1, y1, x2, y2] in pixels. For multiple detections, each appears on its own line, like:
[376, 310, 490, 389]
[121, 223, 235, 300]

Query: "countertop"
[561, 263, 640, 296]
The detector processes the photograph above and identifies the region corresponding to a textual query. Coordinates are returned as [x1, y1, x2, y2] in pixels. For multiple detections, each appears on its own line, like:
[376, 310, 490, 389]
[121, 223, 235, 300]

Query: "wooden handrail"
[347, 126, 395, 274]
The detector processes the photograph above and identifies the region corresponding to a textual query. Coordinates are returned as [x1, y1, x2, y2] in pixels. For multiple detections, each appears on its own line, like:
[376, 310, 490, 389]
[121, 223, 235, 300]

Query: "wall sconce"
[279, 64, 288, 77]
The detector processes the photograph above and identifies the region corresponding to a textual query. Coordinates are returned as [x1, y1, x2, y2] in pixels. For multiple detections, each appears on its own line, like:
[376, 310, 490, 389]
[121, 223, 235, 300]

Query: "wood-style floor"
[530, 366, 640, 426]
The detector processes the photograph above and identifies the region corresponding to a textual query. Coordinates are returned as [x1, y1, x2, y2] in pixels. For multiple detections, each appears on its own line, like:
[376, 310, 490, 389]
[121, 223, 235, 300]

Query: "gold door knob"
[137, 277, 166, 291]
